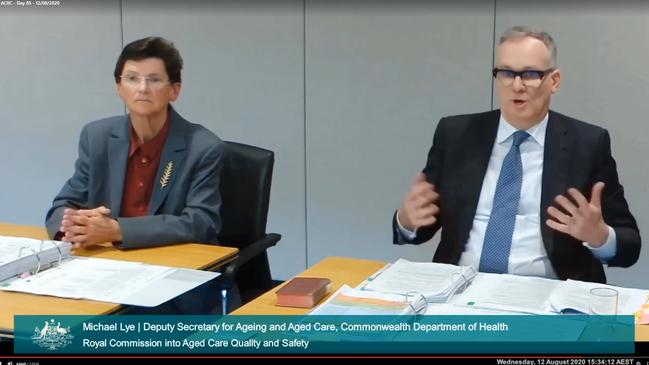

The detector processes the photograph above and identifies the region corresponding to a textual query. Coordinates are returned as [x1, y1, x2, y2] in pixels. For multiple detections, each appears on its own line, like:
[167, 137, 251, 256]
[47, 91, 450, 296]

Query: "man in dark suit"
[393, 26, 640, 283]
[46, 37, 224, 250]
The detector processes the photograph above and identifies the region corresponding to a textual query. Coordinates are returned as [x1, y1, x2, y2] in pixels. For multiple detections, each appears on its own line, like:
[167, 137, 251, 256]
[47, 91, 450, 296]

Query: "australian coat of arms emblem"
[31, 318, 74, 350]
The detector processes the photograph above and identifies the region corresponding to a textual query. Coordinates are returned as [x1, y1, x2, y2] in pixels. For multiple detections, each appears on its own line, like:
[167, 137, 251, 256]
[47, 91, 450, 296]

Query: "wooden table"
[233, 256, 649, 341]
[0, 222, 238, 336]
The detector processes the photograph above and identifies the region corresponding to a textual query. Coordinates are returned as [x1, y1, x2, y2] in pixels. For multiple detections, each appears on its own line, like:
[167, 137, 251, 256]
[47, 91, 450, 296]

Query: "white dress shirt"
[398, 113, 616, 278]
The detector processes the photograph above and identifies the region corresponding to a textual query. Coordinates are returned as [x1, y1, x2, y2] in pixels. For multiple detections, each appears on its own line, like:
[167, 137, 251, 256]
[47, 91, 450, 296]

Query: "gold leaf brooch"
[160, 161, 173, 189]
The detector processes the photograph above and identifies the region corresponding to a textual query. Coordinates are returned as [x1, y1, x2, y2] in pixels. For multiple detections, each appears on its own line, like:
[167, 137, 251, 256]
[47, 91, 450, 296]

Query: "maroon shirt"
[120, 117, 171, 217]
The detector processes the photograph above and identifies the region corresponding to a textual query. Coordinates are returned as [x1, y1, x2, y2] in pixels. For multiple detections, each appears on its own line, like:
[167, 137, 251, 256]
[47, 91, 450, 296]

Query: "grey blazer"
[46, 107, 225, 249]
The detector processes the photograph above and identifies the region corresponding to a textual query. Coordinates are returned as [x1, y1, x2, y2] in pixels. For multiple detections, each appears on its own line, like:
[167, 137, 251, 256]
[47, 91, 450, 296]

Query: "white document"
[452, 272, 649, 317]
[453, 272, 561, 314]
[548, 279, 649, 316]
[0, 257, 219, 307]
[360, 259, 476, 303]
[426, 302, 529, 315]
[424, 302, 585, 341]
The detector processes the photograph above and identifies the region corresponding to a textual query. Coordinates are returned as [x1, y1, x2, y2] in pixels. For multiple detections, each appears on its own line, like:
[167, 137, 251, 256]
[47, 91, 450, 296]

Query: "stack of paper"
[548, 279, 649, 316]
[360, 259, 477, 303]
[0, 256, 219, 307]
[453, 273, 649, 319]
[452, 273, 562, 314]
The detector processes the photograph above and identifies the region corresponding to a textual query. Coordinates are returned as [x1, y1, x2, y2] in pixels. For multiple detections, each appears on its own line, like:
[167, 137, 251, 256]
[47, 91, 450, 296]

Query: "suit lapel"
[540, 111, 570, 255]
[458, 111, 500, 243]
[107, 117, 130, 215]
[148, 108, 187, 214]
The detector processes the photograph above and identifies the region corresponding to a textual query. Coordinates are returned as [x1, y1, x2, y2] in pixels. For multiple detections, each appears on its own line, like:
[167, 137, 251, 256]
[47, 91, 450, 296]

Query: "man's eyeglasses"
[492, 68, 554, 87]
[119, 74, 170, 90]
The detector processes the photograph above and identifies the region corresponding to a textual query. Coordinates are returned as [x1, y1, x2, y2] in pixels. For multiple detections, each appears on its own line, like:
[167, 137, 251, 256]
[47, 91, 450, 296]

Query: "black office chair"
[217, 141, 281, 313]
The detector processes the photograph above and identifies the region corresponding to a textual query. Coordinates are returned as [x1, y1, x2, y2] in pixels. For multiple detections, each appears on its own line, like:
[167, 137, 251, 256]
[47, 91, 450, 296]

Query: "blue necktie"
[479, 130, 530, 274]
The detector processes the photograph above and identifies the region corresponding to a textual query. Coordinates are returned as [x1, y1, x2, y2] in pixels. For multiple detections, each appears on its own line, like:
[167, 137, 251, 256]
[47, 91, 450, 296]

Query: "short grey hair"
[499, 26, 557, 68]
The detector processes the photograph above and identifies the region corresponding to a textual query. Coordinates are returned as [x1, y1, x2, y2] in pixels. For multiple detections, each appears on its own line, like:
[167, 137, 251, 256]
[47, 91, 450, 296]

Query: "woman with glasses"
[46, 37, 225, 251]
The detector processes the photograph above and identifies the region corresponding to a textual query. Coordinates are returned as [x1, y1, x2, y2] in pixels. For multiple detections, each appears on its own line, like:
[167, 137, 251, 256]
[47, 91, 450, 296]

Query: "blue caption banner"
[14, 315, 634, 354]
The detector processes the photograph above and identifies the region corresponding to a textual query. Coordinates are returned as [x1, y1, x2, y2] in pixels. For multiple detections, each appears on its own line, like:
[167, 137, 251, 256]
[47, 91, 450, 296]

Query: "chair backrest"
[218, 141, 275, 299]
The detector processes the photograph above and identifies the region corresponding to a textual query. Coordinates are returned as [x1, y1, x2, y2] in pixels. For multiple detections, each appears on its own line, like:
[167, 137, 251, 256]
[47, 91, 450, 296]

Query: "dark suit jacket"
[46, 107, 225, 249]
[393, 109, 640, 283]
